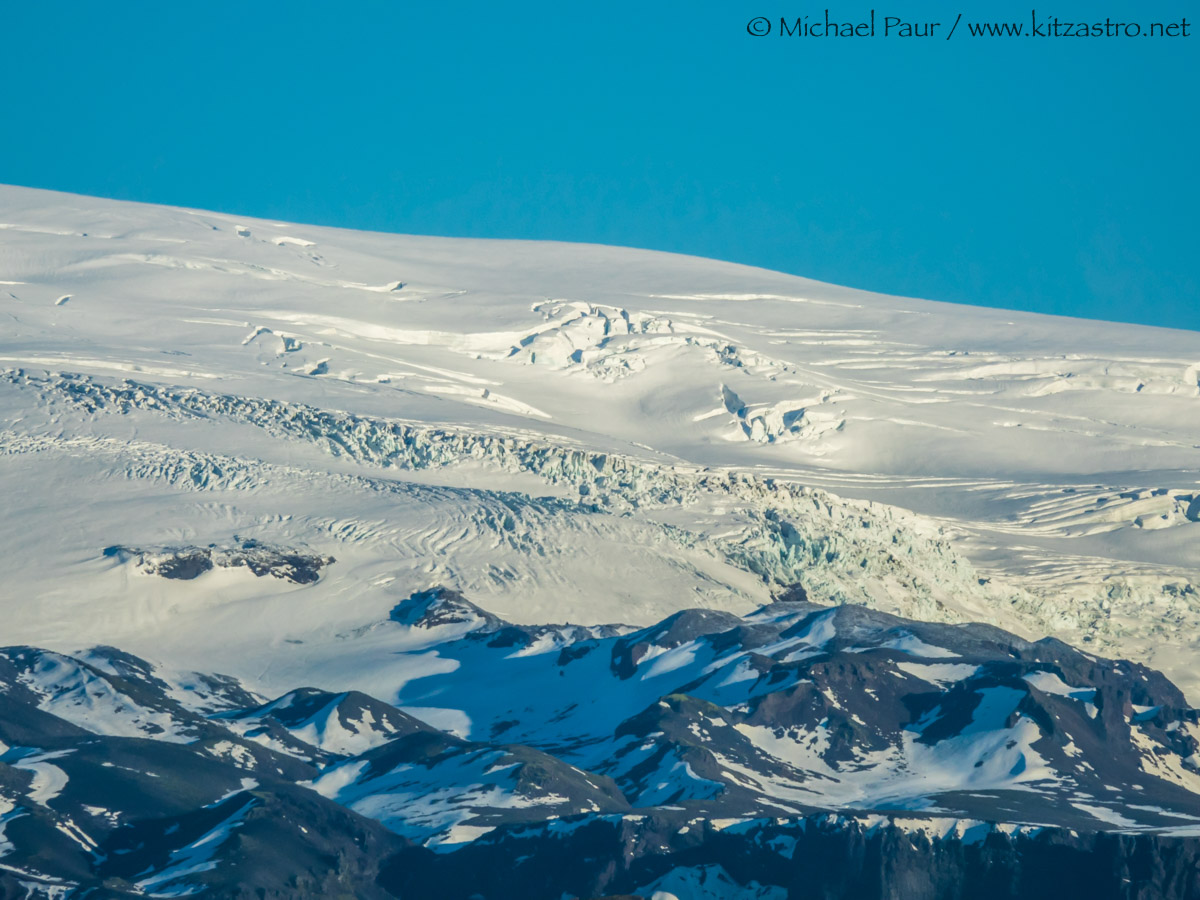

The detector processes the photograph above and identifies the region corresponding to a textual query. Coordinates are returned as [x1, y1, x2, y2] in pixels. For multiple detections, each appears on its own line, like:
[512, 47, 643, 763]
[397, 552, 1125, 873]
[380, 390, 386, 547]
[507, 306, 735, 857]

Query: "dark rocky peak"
[390, 586, 508, 632]
[233, 687, 432, 741]
[482, 621, 630, 654]
[340, 728, 631, 826]
[643, 608, 745, 648]
[0, 645, 186, 725]
[614, 691, 731, 744]
[610, 608, 743, 679]
[103, 538, 335, 584]
[357, 726, 469, 774]
[96, 784, 408, 899]
[81, 644, 170, 689]
[772, 581, 811, 603]
[745, 654, 919, 736]
[103, 543, 214, 579]
[172, 669, 266, 713]
[605, 694, 755, 809]
[216, 538, 335, 584]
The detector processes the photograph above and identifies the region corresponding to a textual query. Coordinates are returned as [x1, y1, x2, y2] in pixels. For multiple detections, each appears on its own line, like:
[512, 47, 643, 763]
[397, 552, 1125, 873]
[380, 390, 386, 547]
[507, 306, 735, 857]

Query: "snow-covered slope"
[1, 184, 1197, 701]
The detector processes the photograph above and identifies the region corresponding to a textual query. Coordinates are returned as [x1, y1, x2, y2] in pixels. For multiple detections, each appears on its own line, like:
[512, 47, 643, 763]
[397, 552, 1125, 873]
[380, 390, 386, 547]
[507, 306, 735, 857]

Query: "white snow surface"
[5, 750, 73, 806]
[1, 184, 1199, 698]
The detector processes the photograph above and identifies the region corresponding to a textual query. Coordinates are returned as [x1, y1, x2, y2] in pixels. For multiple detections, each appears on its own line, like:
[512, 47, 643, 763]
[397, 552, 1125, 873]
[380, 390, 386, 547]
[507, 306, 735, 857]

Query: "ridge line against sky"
[0, 1, 1196, 332]
[7, 179, 1200, 341]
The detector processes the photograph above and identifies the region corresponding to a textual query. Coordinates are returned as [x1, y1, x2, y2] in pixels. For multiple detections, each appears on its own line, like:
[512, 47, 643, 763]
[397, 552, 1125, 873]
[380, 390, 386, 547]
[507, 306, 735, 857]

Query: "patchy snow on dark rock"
[104, 538, 334, 584]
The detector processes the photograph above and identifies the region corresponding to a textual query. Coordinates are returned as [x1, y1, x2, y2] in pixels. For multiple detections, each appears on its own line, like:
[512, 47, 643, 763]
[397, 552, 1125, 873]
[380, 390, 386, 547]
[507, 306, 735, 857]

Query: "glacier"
[1, 184, 1199, 898]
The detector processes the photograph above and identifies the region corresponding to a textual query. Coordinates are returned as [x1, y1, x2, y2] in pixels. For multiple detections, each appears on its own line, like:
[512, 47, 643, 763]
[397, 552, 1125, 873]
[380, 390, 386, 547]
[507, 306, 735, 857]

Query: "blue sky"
[1, 1, 1196, 331]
